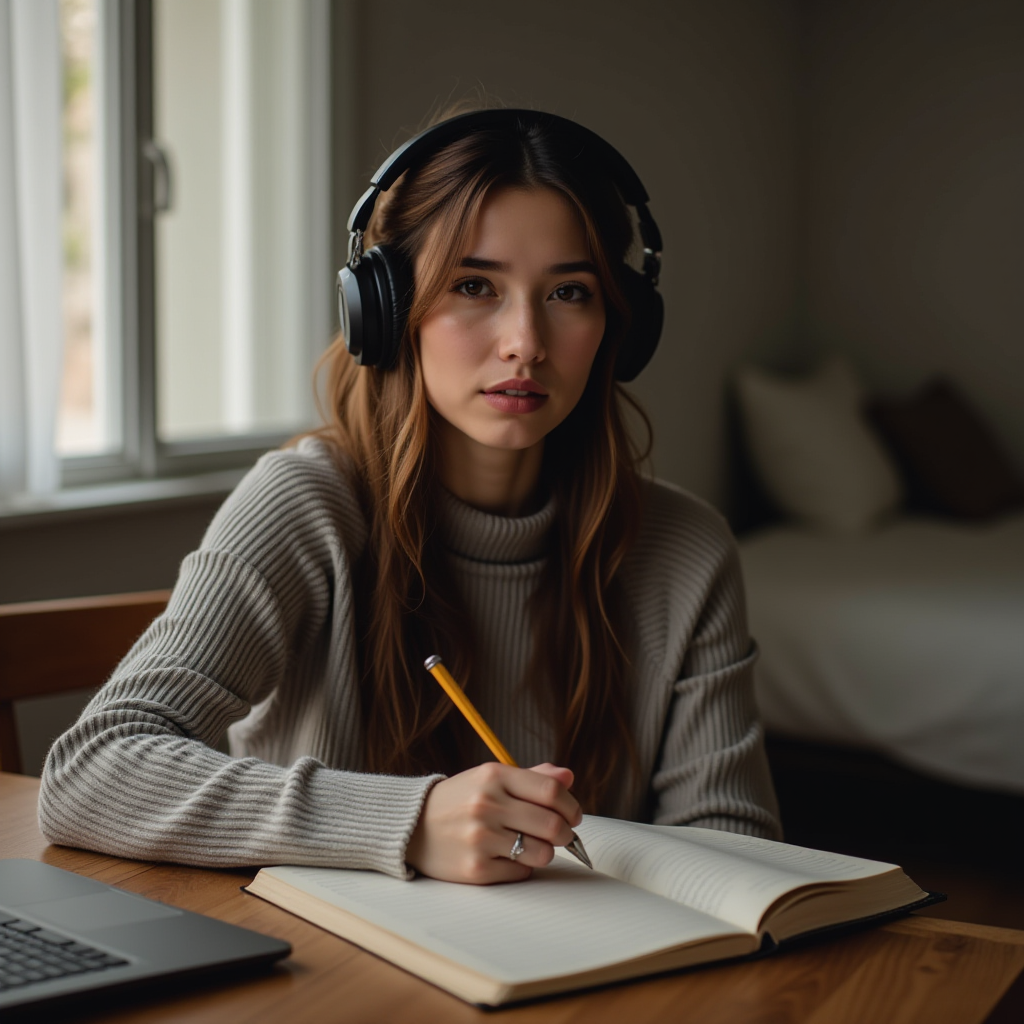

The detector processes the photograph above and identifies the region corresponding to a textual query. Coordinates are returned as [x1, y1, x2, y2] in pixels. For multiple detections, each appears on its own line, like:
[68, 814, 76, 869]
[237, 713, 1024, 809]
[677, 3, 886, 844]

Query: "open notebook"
[245, 815, 941, 1005]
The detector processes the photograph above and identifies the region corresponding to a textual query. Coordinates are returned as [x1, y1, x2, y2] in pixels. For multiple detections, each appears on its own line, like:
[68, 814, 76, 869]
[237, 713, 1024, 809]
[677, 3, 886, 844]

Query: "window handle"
[142, 140, 174, 215]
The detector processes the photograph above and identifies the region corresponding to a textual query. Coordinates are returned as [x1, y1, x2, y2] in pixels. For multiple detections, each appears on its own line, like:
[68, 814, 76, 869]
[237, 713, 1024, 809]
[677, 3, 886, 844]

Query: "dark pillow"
[867, 378, 1024, 521]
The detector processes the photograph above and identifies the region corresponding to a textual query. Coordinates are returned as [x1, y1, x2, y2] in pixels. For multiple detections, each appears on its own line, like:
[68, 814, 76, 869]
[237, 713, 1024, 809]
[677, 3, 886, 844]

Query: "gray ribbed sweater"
[38, 438, 781, 878]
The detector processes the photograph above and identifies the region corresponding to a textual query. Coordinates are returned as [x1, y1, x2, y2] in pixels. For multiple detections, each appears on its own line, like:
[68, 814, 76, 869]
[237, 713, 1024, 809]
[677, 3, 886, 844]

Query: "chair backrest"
[0, 590, 171, 774]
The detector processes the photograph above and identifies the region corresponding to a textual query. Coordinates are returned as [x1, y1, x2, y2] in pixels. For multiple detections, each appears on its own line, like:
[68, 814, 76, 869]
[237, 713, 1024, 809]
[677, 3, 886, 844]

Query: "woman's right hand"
[404, 762, 581, 883]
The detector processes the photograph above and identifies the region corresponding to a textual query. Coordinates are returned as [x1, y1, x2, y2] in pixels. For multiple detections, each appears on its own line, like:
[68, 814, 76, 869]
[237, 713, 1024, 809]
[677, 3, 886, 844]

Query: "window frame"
[60, 0, 333, 490]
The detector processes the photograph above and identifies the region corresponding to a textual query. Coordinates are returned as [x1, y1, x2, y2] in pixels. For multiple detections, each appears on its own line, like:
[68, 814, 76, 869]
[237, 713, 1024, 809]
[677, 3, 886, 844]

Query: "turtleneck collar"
[437, 487, 555, 564]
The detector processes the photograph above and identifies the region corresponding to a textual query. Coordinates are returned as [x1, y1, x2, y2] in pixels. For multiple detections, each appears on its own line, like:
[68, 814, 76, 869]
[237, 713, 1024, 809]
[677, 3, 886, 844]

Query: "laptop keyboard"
[0, 912, 129, 990]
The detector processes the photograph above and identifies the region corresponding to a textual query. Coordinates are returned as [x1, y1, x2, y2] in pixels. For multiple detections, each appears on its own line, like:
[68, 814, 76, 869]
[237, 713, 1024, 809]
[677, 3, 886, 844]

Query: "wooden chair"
[0, 590, 171, 774]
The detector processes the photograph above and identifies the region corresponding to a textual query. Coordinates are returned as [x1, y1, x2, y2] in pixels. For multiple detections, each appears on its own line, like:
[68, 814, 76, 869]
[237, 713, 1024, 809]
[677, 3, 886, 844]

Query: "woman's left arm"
[638, 490, 782, 839]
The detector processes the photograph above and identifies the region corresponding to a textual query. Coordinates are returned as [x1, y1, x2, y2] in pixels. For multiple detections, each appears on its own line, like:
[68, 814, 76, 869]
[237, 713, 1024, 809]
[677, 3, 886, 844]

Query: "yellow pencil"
[423, 654, 593, 869]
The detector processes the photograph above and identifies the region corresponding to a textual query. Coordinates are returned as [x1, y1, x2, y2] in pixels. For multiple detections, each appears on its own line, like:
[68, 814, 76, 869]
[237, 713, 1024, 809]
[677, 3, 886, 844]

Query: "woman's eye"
[454, 278, 493, 298]
[552, 283, 592, 303]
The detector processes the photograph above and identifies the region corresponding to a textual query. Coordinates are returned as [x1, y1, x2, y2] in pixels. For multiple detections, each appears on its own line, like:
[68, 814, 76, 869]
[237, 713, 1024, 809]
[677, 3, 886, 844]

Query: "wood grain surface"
[3, 773, 1022, 1023]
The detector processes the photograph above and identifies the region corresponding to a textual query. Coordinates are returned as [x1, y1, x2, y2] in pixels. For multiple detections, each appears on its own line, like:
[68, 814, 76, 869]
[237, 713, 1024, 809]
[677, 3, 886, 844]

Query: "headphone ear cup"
[614, 266, 664, 382]
[339, 257, 378, 366]
[339, 243, 413, 369]
[371, 243, 414, 370]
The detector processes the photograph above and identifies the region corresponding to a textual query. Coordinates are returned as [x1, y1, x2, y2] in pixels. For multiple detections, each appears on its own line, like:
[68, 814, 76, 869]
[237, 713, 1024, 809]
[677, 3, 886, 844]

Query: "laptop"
[0, 859, 291, 1015]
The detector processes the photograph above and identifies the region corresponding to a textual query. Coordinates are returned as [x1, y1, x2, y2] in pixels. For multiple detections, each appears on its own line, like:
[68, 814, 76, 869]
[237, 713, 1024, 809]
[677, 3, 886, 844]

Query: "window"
[57, 0, 331, 488]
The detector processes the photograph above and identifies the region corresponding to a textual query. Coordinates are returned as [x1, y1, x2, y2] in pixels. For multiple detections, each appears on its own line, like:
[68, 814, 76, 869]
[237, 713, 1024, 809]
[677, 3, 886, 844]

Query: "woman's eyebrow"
[459, 256, 598, 275]
[547, 260, 598, 275]
[460, 256, 509, 271]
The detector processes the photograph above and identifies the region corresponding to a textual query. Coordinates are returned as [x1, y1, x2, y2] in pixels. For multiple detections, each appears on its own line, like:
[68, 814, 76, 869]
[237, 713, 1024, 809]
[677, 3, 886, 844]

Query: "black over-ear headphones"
[337, 109, 663, 382]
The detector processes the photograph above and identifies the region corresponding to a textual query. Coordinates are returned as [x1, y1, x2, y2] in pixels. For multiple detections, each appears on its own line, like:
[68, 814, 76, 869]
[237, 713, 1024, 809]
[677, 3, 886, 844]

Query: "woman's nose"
[497, 297, 546, 363]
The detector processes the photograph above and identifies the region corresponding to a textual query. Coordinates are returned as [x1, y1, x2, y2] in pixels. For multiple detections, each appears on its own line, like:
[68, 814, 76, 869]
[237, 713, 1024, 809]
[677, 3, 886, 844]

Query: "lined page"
[260, 859, 748, 984]
[566, 816, 902, 934]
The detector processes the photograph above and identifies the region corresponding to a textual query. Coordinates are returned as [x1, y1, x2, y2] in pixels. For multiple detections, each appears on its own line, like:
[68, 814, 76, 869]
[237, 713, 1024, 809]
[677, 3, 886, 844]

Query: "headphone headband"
[348, 108, 653, 234]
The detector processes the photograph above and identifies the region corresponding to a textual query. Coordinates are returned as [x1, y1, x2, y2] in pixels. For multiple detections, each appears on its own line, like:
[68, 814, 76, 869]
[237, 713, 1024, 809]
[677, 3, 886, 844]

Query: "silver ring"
[509, 832, 525, 861]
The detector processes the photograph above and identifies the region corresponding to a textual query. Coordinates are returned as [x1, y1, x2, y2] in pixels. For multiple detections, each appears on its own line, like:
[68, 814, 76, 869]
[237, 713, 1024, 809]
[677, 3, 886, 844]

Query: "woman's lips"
[483, 392, 548, 413]
[483, 379, 549, 414]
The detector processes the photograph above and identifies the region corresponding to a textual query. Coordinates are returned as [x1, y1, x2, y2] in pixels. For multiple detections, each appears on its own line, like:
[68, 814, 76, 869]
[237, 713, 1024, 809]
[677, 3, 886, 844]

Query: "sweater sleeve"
[640, 487, 782, 840]
[37, 443, 441, 878]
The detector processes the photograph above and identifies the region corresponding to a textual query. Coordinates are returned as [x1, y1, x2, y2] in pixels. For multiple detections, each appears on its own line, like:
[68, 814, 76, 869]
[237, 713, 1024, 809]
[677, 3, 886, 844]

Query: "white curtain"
[0, 0, 64, 499]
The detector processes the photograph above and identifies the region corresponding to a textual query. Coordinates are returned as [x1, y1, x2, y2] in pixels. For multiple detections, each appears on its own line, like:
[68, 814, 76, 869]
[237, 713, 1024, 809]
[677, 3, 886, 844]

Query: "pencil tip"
[566, 835, 593, 870]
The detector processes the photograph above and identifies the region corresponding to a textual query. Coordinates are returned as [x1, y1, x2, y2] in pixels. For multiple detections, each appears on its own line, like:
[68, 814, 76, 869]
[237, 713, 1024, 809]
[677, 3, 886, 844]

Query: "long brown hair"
[315, 110, 651, 811]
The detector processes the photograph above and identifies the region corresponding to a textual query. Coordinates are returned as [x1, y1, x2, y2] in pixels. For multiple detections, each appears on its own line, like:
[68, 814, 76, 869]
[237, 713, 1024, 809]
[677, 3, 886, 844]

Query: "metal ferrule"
[347, 229, 364, 269]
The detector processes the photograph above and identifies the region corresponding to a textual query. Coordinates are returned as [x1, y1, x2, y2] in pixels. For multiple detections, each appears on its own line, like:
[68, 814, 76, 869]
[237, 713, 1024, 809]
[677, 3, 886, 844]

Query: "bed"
[739, 512, 1024, 795]
[730, 358, 1024, 803]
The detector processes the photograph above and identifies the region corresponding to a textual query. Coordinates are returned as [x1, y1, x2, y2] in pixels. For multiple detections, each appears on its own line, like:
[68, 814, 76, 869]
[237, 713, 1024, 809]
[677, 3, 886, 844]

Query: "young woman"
[39, 109, 780, 884]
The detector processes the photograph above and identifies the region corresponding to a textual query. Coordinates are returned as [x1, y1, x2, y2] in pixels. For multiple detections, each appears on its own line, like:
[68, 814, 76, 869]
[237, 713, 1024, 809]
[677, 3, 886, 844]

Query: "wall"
[346, 0, 803, 507]
[802, 0, 1024, 468]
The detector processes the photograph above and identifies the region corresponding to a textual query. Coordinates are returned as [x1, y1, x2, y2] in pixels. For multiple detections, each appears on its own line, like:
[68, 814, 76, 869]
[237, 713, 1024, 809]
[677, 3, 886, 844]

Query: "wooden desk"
[3, 772, 1023, 1024]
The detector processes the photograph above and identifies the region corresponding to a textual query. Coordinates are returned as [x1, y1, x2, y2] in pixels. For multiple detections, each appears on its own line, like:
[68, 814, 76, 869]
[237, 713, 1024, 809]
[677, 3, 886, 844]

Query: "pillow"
[735, 356, 904, 533]
[867, 378, 1024, 521]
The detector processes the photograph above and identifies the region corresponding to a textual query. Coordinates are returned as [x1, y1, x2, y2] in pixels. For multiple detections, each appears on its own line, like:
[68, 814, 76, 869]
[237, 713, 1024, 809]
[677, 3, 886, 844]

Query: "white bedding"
[739, 514, 1024, 793]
